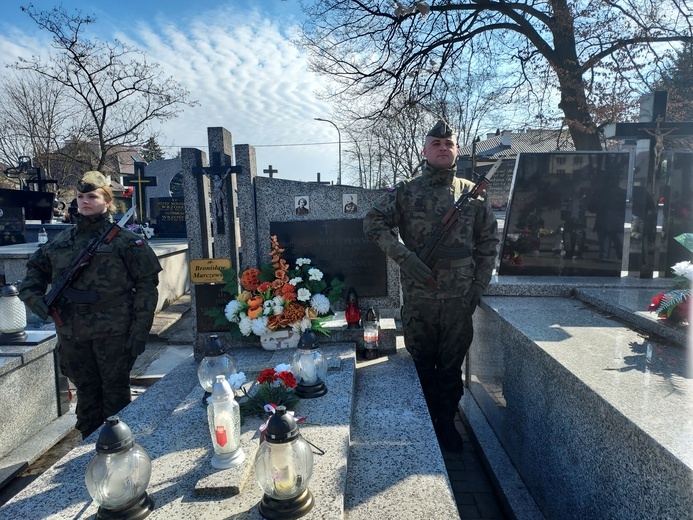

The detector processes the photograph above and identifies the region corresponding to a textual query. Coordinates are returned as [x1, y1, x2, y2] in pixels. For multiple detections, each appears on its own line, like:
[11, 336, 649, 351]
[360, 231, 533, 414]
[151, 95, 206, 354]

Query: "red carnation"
[647, 292, 665, 312]
[278, 371, 297, 388]
[257, 368, 277, 384]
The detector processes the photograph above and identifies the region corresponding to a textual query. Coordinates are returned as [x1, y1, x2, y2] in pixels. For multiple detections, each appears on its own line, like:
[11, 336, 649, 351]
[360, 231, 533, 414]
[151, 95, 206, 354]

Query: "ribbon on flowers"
[258, 403, 306, 436]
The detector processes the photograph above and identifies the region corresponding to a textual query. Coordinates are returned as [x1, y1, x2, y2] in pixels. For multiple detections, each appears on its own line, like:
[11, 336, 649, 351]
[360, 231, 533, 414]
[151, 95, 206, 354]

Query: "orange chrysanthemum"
[240, 268, 261, 291]
[283, 301, 306, 323]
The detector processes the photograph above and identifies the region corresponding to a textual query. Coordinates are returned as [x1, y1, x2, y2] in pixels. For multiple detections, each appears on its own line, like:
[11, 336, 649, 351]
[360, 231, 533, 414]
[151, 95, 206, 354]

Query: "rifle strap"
[434, 257, 472, 269]
[62, 292, 131, 315]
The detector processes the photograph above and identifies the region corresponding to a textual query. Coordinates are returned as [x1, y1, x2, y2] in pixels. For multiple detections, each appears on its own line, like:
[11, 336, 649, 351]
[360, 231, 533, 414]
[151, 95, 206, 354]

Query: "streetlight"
[314, 117, 342, 185]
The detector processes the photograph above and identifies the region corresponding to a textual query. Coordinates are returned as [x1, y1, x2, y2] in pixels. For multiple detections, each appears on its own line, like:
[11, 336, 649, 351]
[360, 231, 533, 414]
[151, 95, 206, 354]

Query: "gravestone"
[270, 219, 388, 298]
[498, 152, 630, 277]
[150, 197, 187, 238]
[0, 205, 26, 246]
[123, 161, 157, 224]
[0, 189, 54, 221]
[112, 196, 133, 221]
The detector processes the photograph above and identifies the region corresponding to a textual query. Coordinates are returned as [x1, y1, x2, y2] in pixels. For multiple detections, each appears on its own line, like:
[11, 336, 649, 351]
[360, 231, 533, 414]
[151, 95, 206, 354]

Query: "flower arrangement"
[238, 364, 300, 417]
[206, 235, 344, 336]
[648, 260, 692, 325]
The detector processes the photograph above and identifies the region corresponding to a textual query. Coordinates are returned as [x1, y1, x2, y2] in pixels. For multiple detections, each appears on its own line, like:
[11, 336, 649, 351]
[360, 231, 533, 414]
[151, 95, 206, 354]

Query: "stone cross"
[123, 161, 157, 223]
[263, 165, 278, 178]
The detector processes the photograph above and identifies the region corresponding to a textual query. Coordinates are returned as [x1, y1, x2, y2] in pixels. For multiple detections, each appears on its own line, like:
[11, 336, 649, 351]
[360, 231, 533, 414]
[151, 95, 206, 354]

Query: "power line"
[158, 141, 340, 149]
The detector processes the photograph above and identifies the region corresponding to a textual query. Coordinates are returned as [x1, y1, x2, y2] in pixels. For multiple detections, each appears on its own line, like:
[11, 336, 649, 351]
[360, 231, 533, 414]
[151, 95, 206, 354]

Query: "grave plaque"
[483, 158, 517, 212]
[150, 197, 187, 238]
[270, 219, 388, 298]
[195, 284, 232, 333]
[113, 196, 133, 222]
[498, 152, 630, 277]
[0, 205, 26, 246]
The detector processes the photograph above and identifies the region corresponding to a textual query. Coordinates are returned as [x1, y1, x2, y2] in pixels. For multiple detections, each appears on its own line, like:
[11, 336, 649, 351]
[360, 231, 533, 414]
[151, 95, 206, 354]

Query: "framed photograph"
[343, 194, 358, 214]
[295, 196, 310, 215]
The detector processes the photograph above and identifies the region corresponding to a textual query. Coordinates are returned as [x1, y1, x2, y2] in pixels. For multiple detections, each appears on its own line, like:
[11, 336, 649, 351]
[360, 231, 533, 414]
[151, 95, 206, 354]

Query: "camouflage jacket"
[363, 162, 498, 299]
[19, 212, 162, 341]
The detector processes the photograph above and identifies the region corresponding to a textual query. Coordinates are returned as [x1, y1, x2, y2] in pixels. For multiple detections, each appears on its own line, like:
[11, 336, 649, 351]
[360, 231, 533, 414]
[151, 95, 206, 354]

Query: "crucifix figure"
[203, 167, 231, 233]
[642, 116, 678, 172]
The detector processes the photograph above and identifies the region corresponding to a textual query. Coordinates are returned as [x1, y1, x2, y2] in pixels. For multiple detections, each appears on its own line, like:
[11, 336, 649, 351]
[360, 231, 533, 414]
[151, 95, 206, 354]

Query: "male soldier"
[19, 171, 162, 438]
[363, 120, 498, 451]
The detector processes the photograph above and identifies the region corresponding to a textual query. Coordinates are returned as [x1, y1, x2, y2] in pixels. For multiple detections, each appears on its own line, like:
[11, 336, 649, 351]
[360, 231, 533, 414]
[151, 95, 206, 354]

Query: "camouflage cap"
[77, 171, 109, 193]
[426, 119, 457, 140]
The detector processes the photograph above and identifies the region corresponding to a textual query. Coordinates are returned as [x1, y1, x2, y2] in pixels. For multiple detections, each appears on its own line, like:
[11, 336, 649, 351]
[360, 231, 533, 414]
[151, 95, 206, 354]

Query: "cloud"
[0, 3, 342, 182]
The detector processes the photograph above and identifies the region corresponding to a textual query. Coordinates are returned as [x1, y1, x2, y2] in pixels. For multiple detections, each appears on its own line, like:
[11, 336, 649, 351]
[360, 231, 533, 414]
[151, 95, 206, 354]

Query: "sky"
[0, 0, 345, 184]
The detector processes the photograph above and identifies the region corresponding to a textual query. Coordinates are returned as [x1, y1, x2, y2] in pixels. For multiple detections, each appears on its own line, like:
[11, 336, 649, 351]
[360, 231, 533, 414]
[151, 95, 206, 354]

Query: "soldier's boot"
[434, 415, 464, 452]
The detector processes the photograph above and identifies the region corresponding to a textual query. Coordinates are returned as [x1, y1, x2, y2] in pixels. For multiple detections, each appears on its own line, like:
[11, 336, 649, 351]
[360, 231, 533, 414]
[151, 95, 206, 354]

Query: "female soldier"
[19, 171, 162, 439]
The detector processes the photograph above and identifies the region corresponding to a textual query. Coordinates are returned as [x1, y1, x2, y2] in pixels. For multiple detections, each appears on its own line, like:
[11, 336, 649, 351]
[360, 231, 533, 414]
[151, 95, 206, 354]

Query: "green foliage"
[674, 233, 693, 253]
[140, 136, 165, 162]
[238, 382, 300, 417]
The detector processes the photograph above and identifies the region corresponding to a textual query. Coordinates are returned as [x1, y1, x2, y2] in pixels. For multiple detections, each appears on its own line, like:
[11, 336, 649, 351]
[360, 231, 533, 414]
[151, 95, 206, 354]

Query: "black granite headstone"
[270, 219, 388, 298]
[0, 205, 26, 246]
[498, 152, 630, 277]
[196, 284, 233, 333]
[113, 196, 133, 222]
[150, 197, 187, 238]
[663, 151, 693, 270]
[0, 189, 54, 221]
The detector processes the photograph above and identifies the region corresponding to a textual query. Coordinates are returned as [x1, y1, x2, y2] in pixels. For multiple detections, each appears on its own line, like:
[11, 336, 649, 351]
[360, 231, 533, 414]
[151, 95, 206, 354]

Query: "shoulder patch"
[387, 185, 397, 192]
[134, 239, 145, 247]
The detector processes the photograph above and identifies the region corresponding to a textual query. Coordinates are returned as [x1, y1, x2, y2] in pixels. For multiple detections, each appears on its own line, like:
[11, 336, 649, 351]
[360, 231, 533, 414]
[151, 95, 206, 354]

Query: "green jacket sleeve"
[471, 193, 499, 288]
[18, 246, 52, 312]
[363, 184, 413, 265]
[123, 241, 163, 341]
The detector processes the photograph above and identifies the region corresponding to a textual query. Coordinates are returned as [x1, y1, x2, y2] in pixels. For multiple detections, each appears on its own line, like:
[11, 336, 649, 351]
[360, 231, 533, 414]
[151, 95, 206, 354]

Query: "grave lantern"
[254, 406, 314, 519]
[362, 307, 380, 360]
[85, 416, 154, 520]
[198, 335, 237, 403]
[0, 283, 27, 343]
[344, 287, 361, 329]
[291, 329, 327, 398]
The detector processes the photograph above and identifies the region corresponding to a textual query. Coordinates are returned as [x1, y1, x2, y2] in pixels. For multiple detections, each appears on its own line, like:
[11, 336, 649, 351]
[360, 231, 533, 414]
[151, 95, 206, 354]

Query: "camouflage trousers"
[401, 296, 474, 421]
[57, 334, 135, 438]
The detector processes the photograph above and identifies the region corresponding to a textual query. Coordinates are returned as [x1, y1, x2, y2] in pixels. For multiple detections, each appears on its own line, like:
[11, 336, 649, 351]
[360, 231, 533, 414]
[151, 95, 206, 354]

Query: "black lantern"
[254, 406, 314, 519]
[197, 335, 237, 404]
[85, 416, 154, 519]
[291, 329, 327, 398]
[0, 283, 27, 342]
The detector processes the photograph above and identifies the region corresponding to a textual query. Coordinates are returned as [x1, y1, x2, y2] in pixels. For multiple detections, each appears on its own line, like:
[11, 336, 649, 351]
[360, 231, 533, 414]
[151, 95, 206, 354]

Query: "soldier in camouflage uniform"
[363, 120, 498, 452]
[19, 171, 162, 439]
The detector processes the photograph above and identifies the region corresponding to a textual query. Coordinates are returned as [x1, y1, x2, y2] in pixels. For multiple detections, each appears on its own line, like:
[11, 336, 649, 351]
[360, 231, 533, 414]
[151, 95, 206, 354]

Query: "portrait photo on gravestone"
[499, 152, 630, 277]
[270, 219, 388, 298]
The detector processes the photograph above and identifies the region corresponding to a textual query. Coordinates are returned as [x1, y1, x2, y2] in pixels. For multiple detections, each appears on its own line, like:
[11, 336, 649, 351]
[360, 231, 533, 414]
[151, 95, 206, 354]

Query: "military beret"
[427, 119, 457, 139]
[77, 171, 109, 193]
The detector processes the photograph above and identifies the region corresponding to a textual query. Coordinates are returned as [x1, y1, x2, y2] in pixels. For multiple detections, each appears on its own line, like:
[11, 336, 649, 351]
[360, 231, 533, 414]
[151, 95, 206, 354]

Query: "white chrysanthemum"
[274, 363, 292, 374]
[272, 295, 285, 306]
[289, 277, 303, 286]
[308, 268, 323, 281]
[239, 316, 253, 336]
[299, 316, 312, 331]
[273, 305, 284, 315]
[297, 288, 311, 302]
[296, 258, 312, 267]
[263, 305, 273, 316]
[672, 261, 693, 281]
[228, 372, 247, 390]
[224, 300, 244, 323]
[251, 316, 269, 336]
[310, 293, 330, 315]
[263, 300, 273, 309]
[290, 321, 302, 333]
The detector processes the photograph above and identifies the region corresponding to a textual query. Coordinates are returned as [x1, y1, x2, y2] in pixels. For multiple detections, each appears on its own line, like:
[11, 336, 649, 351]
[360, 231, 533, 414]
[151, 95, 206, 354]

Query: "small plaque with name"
[190, 258, 232, 284]
[150, 197, 187, 238]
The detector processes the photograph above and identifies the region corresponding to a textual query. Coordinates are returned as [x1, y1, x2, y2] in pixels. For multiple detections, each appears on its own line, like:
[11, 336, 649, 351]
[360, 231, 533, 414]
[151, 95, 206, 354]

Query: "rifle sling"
[431, 244, 472, 269]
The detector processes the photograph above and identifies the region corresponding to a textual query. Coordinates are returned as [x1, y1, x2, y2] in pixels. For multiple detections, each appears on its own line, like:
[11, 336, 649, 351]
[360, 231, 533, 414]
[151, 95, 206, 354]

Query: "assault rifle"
[418, 159, 502, 286]
[44, 206, 136, 327]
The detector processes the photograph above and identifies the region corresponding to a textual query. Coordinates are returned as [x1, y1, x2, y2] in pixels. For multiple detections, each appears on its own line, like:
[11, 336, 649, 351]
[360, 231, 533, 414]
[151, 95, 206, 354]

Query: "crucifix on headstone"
[198, 153, 241, 234]
[263, 165, 278, 178]
[123, 159, 157, 223]
[604, 90, 693, 277]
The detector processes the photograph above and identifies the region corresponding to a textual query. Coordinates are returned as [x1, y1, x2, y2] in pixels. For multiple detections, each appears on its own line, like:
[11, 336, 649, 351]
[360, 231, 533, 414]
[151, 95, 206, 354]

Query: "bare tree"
[13, 4, 197, 172]
[299, 0, 692, 151]
[0, 71, 77, 176]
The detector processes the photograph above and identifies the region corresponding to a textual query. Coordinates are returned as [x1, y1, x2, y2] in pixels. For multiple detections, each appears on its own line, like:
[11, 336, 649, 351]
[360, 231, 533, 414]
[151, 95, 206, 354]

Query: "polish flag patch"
[135, 239, 144, 247]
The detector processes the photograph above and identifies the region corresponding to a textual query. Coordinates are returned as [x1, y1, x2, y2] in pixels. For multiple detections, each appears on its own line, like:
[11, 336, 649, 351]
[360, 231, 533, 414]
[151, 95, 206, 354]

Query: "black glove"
[466, 282, 485, 313]
[126, 336, 147, 357]
[400, 253, 433, 284]
[32, 298, 50, 321]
